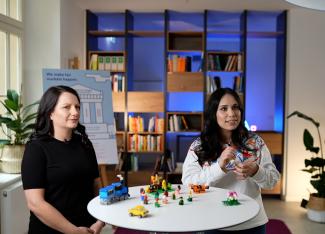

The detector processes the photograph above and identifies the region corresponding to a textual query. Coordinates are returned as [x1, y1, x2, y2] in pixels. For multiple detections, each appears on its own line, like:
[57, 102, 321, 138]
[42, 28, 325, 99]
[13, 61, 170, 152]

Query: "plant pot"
[307, 193, 325, 223]
[0, 145, 25, 173]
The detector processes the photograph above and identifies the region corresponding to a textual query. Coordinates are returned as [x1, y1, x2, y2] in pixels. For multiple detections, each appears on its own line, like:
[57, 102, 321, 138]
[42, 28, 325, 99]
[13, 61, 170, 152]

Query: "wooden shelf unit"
[167, 72, 204, 92]
[86, 10, 286, 195]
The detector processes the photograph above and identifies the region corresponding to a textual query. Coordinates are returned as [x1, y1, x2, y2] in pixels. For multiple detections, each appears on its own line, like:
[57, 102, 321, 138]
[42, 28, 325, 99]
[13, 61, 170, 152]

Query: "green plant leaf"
[21, 101, 39, 116]
[311, 174, 321, 179]
[302, 168, 318, 173]
[0, 116, 13, 124]
[0, 139, 10, 145]
[7, 89, 19, 104]
[22, 112, 37, 123]
[4, 99, 19, 112]
[311, 179, 325, 197]
[287, 111, 320, 127]
[303, 129, 319, 154]
[305, 157, 325, 168]
[0, 100, 14, 116]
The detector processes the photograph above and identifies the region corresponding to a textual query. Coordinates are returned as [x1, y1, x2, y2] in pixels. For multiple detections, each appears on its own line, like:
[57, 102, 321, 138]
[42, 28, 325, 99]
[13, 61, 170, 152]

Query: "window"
[0, 0, 22, 138]
[0, 0, 21, 21]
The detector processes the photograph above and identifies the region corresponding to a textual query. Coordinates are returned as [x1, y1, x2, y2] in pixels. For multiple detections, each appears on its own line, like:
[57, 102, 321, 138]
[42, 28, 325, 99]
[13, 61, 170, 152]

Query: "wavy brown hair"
[194, 88, 249, 166]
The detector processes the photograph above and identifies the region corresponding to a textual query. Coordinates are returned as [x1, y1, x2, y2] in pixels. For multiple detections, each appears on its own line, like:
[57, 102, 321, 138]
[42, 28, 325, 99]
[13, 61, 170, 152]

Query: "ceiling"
[73, 0, 297, 12]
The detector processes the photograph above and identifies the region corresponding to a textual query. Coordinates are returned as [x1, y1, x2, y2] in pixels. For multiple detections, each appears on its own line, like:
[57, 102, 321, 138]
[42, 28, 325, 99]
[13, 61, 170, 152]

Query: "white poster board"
[42, 69, 118, 164]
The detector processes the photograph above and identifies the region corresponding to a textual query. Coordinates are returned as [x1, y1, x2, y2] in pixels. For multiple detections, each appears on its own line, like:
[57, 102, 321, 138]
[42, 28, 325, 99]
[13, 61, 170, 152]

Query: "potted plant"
[0, 89, 38, 173]
[288, 111, 325, 223]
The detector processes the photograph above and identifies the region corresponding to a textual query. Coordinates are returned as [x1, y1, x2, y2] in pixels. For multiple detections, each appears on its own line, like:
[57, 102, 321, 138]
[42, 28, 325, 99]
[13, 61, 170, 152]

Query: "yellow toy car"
[128, 205, 149, 218]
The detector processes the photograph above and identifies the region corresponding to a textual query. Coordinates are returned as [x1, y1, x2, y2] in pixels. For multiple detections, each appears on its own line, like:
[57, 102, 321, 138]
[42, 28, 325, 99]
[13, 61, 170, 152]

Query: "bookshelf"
[86, 10, 286, 195]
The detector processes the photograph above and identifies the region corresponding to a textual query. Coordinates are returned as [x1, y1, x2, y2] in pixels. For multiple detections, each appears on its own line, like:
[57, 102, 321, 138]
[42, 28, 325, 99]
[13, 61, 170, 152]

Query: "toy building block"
[128, 205, 149, 218]
[190, 184, 209, 193]
[99, 175, 129, 205]
[143, 195, 148, 205]
[223, 191, 240, 206]
[179, 197, 184, 205]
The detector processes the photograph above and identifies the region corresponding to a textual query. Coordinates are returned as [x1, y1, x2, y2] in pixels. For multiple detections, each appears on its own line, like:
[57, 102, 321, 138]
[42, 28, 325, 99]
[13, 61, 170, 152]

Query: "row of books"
[168, 114, 190, 132]
[128, 134, 163, 152]
[206, 75, 243, 93]
[207, 54, 242, 72]
[167, 55, 192, 72]
[89, 54, 125, 71]
[128, 115, 164, 133]
[111, 74, 125, 92]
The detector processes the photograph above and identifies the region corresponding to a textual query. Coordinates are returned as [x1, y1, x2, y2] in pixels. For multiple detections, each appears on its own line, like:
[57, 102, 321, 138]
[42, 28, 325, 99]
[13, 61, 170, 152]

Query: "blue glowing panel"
[97, 37, 125, 51]
[246, 38, 277, 131]
[128, 12, 164, 31]
[207, 35, 241, 51]
[128, 37, 164, 91]
[168, 11, 204, 31]
[97, 13, 125, 31]
[207, 11, 243, 32]
[247, 11, 283, 32]
[167, 92, 203, 112]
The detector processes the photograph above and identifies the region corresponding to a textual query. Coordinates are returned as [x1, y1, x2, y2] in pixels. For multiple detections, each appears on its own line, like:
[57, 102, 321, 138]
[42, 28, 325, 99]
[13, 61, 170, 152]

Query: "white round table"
[88, 185, 259, 232]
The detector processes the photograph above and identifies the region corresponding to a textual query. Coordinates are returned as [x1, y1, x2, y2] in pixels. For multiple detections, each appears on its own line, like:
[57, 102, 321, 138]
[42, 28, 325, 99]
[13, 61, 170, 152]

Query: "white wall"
[285, 8, 325, 201]
[60, 0, 85, 69]
[23, 0, 61, 104]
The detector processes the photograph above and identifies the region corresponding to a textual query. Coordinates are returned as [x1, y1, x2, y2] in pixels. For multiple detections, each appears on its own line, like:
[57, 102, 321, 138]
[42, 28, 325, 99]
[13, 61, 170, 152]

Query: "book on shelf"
[181, 115, 189, 130]
[98, 56, 105, 70]
[89, 54, 98, 70]
[167, 55, 192, 72]
[169, 116, 174, 131]
[104, 56, 111, 70]
[117, 56, 125, 71]
[111, 56, 118, 71]
[233, 75, 242, 93]
[185, 56, 192, 72]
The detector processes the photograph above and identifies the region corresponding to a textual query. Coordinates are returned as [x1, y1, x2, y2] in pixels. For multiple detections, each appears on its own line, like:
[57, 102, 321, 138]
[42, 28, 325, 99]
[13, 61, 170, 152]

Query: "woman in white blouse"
[182, 88, 279, 234]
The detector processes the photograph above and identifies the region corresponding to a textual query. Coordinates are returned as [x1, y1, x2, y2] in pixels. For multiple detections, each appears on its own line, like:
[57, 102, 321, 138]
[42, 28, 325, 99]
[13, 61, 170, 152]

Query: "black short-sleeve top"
[21, 134, 99, 232]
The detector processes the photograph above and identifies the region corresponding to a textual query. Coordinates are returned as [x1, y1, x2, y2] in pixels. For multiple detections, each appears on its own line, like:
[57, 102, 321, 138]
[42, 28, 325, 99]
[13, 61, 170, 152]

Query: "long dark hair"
[194, 88, 249, 166]
[29, 85, 91, 147]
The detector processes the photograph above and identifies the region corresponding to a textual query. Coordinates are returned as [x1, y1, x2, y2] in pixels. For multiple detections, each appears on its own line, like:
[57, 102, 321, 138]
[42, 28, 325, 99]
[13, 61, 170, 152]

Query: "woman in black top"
[22, 86, 105, 234]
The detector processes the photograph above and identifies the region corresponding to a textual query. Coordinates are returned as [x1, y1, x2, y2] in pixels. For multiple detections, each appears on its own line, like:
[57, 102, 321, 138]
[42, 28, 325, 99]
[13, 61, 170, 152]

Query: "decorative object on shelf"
[285, 0, 325, 11]
[223, 191, 240, 206]
[0, 89, 38, 173]
[288, 111, 325, 222]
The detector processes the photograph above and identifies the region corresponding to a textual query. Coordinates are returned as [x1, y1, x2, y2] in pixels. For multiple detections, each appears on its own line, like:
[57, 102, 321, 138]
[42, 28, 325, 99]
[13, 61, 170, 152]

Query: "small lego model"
[187, 190, 193, 202]
[140, 188, 145, 201]
[143, 194, 148, 205]
[128, 205, 149, 218]
[162, 195, 168, 204]
[147, 174, 173, 194]
[161, 179, 167, 191]
[172, 192, 176, 200]
[99, 175, 129, 205]
[155, 198, 160, 207]
[223, 191, 240, 206]
[179, 196, 184, 205]
[190, 184, 209, 193]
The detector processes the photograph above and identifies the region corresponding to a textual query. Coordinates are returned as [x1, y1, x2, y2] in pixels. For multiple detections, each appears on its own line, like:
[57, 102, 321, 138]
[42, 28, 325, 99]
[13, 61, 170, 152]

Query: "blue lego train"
[99, 175, 129, 205]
